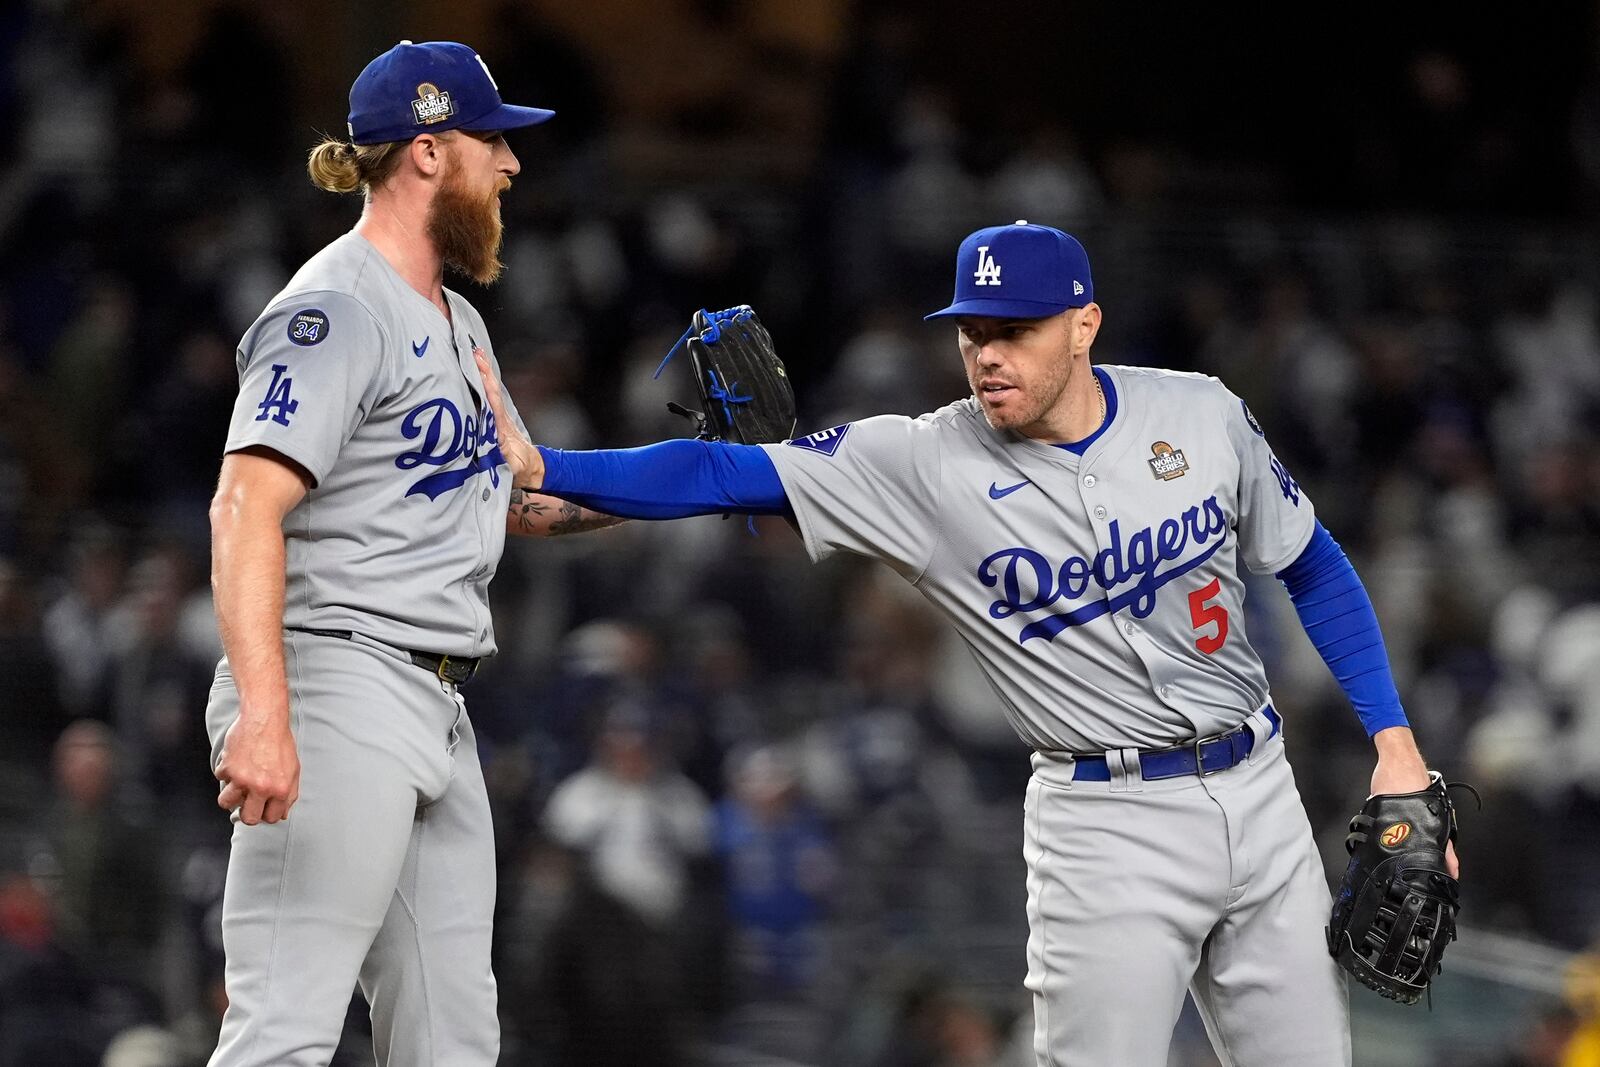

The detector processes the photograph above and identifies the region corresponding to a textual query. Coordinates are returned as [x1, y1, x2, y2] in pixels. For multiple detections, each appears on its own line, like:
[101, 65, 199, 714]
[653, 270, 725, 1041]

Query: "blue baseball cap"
[924, 221, 1094, 320]
[347, 40, 555, 146]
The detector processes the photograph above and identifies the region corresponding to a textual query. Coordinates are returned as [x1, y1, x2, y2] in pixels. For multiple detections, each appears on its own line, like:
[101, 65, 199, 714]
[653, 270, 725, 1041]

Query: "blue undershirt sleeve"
[1276, 521, 1410, 736]
[536, 441, 791, 518]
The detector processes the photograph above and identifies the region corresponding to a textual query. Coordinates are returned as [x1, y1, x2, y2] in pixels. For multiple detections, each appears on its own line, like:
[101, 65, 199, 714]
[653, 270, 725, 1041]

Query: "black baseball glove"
[655, 305, 796, 444]
[1326, 772, 1469, 1005]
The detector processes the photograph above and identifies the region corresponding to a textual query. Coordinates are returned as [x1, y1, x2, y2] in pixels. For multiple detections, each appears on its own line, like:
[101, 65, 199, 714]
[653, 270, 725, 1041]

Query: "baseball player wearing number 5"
[474, 222, 1460, 1066]
[206, 41, 619, 1067]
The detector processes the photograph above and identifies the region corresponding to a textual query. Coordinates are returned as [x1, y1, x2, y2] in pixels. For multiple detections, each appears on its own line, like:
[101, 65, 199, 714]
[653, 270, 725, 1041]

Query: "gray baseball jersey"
[212, 231, 522, 1067]
[224, 232, 526, 657]
[760, 364, 1315, 753]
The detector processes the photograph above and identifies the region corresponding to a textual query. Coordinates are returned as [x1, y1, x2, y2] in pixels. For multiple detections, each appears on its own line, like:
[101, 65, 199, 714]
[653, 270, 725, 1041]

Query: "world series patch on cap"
[926, 220, 1094, 321]
[347, 40, 555, 146]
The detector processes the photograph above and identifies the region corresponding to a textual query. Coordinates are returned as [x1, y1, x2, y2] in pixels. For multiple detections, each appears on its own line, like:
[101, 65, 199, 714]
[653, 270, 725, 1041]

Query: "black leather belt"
[291, 628, 481, 686]
[1070, 704, 1281, 782]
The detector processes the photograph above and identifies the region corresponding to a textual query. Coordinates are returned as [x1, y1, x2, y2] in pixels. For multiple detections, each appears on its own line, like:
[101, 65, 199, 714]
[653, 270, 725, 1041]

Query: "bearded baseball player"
[473, 221, 1465, 1065]
[206, 40, 620, 1067]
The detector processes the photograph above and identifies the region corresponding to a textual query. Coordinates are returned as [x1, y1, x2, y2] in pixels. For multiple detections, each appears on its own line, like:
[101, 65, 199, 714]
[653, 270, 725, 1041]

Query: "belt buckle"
[1192, 731, 1229, 777]
[436, 654, 478, 685]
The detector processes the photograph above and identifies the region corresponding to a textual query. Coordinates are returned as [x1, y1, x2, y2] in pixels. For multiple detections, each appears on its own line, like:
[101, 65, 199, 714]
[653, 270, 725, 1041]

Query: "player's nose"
[974, 341, 1005, 367]
[499, 143, 521, 178]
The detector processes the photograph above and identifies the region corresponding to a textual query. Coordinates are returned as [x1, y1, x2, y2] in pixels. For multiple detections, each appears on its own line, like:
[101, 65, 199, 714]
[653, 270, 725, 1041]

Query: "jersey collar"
[992, 363, 1131, 470]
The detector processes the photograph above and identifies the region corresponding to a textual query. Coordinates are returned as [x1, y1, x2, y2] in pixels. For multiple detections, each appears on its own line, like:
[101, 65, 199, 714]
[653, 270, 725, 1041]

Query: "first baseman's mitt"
[655, 305, 796, 444]
[1326, 772, 1468, 1005]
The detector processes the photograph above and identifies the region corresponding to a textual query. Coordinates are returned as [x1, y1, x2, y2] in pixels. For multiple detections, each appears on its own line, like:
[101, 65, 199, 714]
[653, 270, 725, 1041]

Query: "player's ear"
[1072, 303, 1102, 354]
[409, 134, 445, 178]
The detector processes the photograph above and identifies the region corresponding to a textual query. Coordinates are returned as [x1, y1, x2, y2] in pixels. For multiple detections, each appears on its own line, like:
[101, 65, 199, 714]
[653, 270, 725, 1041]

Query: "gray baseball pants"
[204, 629, 498, 1067]
[1023, 708, 1350, 1066]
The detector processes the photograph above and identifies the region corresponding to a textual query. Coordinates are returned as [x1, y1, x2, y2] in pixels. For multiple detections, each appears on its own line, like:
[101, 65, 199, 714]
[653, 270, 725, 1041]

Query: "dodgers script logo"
[978, 496, 1229, 644]
[395, 398, 505, 500]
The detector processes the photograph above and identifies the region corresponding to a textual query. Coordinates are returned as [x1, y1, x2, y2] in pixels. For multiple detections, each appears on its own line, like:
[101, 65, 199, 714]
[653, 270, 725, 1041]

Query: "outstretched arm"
[537, 440, 790, 517]
[475, 346, 791, 518]
[1277, 521, 1459, 876]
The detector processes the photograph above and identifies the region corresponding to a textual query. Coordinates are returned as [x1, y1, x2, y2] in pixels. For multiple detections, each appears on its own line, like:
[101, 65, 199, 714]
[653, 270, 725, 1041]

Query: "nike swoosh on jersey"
[988, 480, 1032, 500]
[412, 337, 430, 358]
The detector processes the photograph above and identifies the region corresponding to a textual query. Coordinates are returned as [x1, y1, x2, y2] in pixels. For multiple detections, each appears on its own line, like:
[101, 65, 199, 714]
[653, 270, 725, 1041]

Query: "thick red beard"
[427, 156, 505, 286]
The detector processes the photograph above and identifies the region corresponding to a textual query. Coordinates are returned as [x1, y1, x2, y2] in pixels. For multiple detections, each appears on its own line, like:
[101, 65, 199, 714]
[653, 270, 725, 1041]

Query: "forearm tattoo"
[509, 488, 626, 536]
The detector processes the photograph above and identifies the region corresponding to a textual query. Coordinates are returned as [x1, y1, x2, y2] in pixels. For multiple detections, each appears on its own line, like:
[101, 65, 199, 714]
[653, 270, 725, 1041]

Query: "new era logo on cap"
[926, 220, 1094, 321]
[347, 40, 555, 145]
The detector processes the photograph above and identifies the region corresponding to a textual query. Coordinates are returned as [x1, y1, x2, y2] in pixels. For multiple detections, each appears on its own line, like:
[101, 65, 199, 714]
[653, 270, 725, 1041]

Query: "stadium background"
[1, 1, 1598, 1064]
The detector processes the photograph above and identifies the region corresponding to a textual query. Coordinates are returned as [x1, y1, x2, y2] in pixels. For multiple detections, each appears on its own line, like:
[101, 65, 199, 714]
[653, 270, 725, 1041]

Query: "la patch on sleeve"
[787, 424, 851, 456]
[287, 309, 330, 347]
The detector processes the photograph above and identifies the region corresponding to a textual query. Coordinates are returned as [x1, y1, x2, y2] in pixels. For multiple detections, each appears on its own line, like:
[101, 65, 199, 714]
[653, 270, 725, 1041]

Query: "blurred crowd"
[2, 2, 1600, 1066]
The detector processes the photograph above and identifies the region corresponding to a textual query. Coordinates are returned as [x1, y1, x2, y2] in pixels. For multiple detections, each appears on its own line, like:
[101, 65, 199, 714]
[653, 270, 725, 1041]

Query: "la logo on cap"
[974, 246, 1002, 287]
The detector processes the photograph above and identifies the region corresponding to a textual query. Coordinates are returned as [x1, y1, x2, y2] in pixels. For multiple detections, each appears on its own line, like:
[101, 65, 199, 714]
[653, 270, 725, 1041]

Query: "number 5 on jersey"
[1188, 577, 1229, 655]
